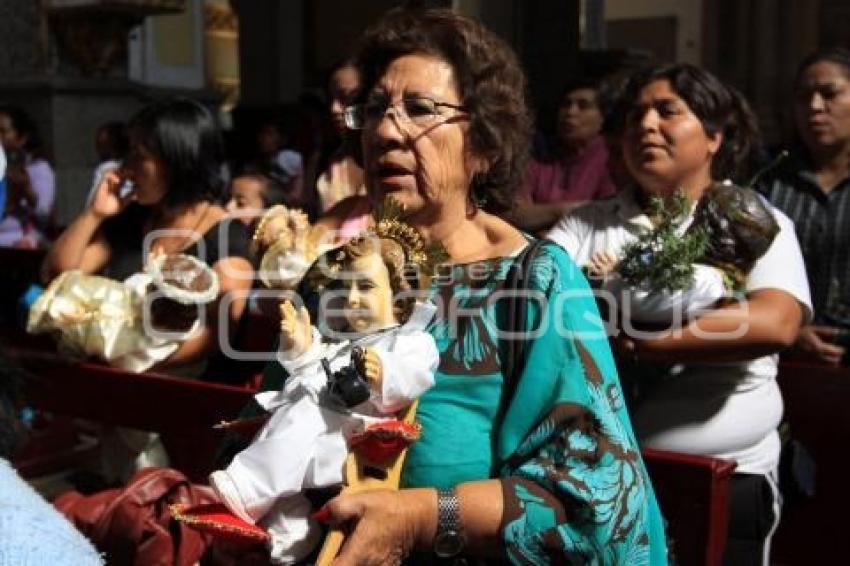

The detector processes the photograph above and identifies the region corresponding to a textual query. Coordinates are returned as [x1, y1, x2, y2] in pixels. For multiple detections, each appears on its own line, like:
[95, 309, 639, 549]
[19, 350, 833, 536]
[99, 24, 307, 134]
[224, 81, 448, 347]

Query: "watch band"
[437, 488, 461, 531]
[434, 487, 466, 559]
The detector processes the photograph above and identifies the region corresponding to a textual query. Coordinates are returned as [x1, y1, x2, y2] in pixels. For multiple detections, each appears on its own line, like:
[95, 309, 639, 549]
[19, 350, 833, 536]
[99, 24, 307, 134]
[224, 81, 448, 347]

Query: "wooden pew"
[772, 361, 850, 565]
[6, 325, 745, 565]
[642, 448, 736, 566]
[9, 347, 255, 482]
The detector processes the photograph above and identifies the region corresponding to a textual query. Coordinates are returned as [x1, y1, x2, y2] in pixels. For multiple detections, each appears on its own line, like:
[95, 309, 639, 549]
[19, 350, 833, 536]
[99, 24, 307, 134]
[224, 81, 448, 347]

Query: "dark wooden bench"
[9, 347, 255, 482]
[772, 361, 850, 565]
[7, 330, 742, 564]
[642, 448, 736, 566]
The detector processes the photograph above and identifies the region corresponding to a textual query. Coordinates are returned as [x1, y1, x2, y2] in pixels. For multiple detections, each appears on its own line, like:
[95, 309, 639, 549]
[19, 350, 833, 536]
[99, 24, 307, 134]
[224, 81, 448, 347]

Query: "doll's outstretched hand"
[587, 250, 619, 278]
[279, 300, 312, 359]
[356, 347, 384, 391]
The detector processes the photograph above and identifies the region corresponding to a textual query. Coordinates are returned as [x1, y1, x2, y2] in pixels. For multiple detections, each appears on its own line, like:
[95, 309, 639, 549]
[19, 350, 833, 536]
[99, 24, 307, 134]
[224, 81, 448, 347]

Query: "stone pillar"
[232, 0, 304, 107]
[0, 0, 196, 225]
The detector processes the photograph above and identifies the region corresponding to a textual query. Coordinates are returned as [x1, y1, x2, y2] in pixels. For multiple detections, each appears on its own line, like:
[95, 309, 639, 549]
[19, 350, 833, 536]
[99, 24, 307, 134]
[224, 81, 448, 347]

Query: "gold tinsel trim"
[370, 197, 448, 275]
[169, 503, 270, 542]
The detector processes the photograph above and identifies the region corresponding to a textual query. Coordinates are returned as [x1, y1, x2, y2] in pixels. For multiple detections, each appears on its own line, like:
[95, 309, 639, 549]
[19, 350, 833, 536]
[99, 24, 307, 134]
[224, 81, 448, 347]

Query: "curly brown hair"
[353, 7, 533, 213]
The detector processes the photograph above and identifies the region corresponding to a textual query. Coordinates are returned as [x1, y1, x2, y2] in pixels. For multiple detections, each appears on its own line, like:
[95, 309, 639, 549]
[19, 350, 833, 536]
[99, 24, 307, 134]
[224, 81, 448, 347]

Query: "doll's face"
[339, 251, 397, 333]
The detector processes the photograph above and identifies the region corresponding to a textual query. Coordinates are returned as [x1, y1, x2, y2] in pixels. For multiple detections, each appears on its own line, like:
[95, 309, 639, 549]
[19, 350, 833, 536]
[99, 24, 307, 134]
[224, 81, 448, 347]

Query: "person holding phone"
[43, 98, 253, 375]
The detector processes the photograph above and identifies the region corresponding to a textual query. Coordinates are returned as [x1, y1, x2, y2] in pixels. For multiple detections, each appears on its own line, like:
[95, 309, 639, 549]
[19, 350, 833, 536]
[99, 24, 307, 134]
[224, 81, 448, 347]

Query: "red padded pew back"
[10, 348, 254, 482]
[642, 448, 736, 566]
[772, 361, 850, 564]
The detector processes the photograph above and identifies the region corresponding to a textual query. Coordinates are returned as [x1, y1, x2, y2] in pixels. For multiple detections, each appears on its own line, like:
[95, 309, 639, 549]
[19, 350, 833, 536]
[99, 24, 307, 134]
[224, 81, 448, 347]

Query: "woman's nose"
[809, 92, 827, 112]
[637, 108, 660, 132]
[372, 109, 407, 145]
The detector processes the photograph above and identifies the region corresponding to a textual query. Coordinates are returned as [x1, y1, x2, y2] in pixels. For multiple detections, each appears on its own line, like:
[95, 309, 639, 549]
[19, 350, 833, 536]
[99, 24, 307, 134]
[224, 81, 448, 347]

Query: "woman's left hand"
[320, 489, 433, 565]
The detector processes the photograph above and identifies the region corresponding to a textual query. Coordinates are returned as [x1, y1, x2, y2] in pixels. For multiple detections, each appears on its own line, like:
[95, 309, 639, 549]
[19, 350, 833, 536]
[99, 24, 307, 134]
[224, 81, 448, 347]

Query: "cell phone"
[118, 178, 135, 199]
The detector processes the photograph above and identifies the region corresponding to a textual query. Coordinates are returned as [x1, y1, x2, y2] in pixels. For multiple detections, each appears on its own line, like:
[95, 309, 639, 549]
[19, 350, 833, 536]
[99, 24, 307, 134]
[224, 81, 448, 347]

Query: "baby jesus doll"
[251, 204, 333, 290]
[586, 183, 780, 325]
[208, 224, 441, 564]
[26, 252, 219, 372]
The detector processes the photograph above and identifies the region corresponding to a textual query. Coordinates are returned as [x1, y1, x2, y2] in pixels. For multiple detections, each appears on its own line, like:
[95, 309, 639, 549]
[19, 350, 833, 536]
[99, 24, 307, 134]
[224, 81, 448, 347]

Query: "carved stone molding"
[47, 0, 186, 16]
[47, 0, 187, 77]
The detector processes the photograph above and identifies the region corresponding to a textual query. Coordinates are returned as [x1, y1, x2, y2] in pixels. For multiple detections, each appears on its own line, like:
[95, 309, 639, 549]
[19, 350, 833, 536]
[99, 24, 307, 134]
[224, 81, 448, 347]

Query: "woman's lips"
[373, 164, 413, 185]
[636, 143, 668, 158]
[806, 120, 831, 132]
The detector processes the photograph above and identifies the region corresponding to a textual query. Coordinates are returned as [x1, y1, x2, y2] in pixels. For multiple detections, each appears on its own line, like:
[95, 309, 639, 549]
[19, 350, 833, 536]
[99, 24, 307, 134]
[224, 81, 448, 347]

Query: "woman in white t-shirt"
[548, 63, 812, 566]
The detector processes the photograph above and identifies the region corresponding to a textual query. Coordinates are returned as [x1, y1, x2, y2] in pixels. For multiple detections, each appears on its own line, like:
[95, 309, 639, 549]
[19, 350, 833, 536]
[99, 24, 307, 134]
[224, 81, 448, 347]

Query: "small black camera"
[323, 346, 371, 408]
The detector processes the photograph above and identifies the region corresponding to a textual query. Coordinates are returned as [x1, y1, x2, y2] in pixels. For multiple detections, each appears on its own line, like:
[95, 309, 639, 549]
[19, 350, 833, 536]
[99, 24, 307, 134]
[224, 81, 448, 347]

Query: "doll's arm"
[279, 300, 314, 360]
[366, 332, 439, 414]
[586, 250, 619, 278]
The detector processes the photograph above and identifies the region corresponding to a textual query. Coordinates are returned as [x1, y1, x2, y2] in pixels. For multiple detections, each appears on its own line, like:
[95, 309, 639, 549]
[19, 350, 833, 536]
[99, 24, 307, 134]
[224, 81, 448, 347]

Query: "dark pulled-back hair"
[97, 120, 130, 160]
[129, 98, 226, 208]
[611, 63, 761, 182]
[354, 7, 533, 213]
[235, 166, 286, 208]
[794, 47, 850, 87]
[0, 104, 45, 158]
[560, 76, 615, 117]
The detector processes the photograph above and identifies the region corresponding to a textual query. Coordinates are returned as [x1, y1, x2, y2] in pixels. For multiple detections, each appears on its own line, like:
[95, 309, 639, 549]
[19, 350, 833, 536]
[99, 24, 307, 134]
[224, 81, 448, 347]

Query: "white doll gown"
[604, 263, 728, 325]
[26, 270, 185, 372]
[211, 302, 439, 564]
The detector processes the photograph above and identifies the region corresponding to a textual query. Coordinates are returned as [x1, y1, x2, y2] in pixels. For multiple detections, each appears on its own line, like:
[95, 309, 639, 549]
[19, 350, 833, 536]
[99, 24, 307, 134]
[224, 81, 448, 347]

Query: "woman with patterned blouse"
[304, 7, 666, 564]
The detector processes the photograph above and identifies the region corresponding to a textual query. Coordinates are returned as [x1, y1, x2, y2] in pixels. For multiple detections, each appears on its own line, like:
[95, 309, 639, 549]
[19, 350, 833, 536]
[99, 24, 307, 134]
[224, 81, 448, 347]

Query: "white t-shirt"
[548, 188, 813, 474]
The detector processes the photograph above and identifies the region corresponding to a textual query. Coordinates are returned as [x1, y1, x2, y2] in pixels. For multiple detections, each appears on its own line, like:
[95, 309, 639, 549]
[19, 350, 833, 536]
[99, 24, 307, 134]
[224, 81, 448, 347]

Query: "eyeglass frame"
[343, 94, 468, 131]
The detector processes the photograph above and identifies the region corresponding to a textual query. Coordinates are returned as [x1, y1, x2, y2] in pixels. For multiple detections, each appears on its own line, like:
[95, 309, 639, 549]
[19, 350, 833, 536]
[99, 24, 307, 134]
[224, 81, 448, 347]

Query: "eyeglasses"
[344, 95, 467, 130]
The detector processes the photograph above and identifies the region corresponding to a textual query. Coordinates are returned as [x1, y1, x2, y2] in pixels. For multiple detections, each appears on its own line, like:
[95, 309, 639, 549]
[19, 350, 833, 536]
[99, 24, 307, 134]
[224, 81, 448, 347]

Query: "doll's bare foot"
[209, 470, 254, 524]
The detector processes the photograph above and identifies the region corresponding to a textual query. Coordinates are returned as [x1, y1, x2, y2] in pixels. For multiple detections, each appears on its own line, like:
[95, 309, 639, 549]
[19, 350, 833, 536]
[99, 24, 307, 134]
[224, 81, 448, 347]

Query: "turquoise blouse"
[236, 241, 667, 564]
[402, 242, 667, 565]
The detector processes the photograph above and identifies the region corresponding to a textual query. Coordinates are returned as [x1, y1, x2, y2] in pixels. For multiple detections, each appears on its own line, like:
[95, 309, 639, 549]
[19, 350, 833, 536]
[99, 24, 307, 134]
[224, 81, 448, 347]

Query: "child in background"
[225, 170, 286, 229]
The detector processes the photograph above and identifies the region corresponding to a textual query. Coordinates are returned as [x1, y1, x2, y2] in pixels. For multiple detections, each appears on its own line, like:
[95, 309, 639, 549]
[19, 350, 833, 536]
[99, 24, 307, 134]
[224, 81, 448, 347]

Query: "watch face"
[434, 529, 465, 558]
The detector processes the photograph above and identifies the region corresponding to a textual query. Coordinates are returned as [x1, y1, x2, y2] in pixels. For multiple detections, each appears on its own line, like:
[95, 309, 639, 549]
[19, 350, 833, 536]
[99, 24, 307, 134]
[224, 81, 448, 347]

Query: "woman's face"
[361, 53, 478, 221]
[125, 141, 169, 206]
[329, 65, 361, 134]
[0, 114, 25, 152]
[794, 61, 850, 154]
[621, 79, 721, 196]
[557, 88, 604, 149]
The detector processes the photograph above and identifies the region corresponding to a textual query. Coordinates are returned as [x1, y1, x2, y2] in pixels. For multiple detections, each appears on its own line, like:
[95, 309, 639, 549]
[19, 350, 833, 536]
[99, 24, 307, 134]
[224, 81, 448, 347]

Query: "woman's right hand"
[791, 325, 846, 366]
[89, 170, 134, 220]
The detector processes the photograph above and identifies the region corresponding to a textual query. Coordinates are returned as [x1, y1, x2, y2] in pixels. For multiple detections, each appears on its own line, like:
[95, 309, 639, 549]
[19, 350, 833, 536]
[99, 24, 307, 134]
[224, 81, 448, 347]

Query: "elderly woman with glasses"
[295, 8, 667, 565]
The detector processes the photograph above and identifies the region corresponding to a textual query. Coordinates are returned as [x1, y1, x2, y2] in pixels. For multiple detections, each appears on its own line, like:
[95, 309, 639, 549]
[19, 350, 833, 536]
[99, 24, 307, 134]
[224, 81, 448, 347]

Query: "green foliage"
[618, 192, 709, 292]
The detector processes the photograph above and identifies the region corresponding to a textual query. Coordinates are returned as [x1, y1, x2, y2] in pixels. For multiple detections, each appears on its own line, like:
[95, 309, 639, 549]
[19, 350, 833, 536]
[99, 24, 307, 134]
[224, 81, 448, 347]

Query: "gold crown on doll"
[363, 197, 447, 275]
